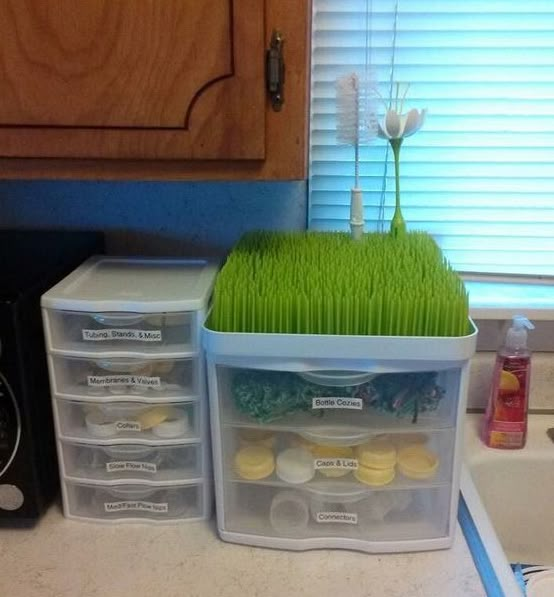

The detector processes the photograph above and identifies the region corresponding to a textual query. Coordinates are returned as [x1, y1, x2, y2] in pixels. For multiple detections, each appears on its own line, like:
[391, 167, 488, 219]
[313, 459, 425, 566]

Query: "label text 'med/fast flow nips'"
[104, 501, 168, 513]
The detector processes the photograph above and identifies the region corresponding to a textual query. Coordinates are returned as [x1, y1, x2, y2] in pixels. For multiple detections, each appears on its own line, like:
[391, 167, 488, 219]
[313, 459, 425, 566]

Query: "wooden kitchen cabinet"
[0, 0, 309, 180]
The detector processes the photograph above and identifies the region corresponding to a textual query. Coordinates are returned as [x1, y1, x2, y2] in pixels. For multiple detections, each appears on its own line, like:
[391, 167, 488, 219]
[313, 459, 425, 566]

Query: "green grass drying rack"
[207, 230, 469, 338]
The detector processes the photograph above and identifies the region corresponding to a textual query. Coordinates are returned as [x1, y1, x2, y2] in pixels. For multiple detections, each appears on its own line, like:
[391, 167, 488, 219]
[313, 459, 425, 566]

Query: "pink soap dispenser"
[482, 315, 534, 449]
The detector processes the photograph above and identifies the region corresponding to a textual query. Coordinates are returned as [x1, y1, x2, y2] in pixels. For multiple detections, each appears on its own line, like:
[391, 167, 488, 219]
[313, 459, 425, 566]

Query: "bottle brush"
[335, 73, 377, 240]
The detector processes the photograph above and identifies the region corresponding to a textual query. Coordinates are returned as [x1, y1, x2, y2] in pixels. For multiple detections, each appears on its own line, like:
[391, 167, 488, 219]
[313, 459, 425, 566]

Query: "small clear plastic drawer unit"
[204, 231, 477, 553]
[42, 256, 217, 523]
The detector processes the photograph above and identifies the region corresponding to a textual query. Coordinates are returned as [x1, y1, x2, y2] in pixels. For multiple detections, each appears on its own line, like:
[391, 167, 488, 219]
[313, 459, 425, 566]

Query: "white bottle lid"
[275, 448, 315, 484]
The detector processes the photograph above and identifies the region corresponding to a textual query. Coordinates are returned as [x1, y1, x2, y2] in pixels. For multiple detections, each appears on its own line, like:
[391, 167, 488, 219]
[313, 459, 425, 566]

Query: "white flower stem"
[390, 137, 407, 238]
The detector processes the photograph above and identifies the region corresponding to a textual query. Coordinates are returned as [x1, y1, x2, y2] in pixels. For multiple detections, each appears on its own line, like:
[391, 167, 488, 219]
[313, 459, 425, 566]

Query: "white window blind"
[309, 0, 554, 275]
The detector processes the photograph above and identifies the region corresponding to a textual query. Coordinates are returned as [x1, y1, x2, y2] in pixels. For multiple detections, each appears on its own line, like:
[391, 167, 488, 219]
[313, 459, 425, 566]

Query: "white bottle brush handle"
[336, 73, 376, 240]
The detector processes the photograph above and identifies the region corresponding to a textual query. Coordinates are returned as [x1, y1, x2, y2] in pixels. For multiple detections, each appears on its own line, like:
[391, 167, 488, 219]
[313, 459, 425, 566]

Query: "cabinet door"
[0, 0, 265, 160]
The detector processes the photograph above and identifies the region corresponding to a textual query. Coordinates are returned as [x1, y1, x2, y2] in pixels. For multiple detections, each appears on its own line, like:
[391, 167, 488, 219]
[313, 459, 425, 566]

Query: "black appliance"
[0, 230, 103, 522]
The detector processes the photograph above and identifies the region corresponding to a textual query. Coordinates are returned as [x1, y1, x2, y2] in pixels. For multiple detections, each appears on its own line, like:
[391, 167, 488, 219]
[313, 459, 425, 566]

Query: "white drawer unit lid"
[41, 256, 219, 312]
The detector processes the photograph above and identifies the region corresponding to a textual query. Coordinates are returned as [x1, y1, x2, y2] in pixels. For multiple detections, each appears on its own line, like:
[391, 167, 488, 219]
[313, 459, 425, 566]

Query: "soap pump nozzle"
[505, 315, 534, 351]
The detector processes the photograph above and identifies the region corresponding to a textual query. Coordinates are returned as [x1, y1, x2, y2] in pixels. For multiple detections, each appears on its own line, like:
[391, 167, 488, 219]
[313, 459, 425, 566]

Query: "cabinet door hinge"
[266, 30, 284, 111]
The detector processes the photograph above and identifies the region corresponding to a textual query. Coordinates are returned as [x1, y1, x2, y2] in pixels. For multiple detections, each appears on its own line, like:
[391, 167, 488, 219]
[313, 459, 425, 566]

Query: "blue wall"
[0, 180, 308, 256]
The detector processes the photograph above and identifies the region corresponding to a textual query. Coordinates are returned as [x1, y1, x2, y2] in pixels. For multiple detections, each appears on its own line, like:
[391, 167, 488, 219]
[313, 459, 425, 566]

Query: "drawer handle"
[91, 313, 145, 326]
[94, 359, 151, 373]
[299, 428, 372, 447]
[298, 371, 376, 387]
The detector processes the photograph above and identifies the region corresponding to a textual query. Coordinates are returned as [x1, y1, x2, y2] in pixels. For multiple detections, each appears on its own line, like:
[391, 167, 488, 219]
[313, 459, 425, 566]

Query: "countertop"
[0, 502, 485, 597]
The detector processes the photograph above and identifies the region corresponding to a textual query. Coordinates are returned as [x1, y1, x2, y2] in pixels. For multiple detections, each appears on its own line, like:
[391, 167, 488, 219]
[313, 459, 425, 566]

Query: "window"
[309, 0, 554, 277]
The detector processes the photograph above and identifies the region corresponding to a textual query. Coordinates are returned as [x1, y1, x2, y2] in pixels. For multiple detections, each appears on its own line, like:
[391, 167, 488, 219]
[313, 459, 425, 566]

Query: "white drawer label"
[87, 375, 161, 388]
[315, 511, 358, 525]
[104, 501, 168, 513]
[312, 397, 363, 410]
[82, 328, 163, 342]
[114, 421, 142, 432]
[314, 458, 358, 471]
[106, 461, 157, 474]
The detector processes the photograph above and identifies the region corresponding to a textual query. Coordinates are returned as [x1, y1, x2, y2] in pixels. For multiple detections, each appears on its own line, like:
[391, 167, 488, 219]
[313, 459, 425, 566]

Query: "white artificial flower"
[378, 108, 426, 140]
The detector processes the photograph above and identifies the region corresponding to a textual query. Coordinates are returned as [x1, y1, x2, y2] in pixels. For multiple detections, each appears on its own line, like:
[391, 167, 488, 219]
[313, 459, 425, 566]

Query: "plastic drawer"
[225, 427, 454, 490]
[48, 355, 198, 401]
[62, 482, 203, 522]
[216, 366, 460, 433]
[204, 321, 476, 552]
[43, 309, 196, 356]
[59, 441, 203, 484]
[223, 483, 451, 543]
[54, 399, 199, 444]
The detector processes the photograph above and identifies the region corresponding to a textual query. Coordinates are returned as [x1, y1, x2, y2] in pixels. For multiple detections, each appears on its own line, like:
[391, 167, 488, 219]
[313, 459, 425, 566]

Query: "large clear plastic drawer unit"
[204, 324, 477, 552]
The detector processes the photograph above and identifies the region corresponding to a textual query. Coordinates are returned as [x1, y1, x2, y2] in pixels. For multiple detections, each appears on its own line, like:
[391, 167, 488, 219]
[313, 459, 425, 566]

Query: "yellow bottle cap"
[136, 406, 171, 430]
[234, 446, 275, 480]
[397, 445, 439, 480]
[238, 428, 276, 449]
[355, 439, 397, 470]
[311, 444, 355, 477]
[354, 464, 395, 487]
[151, 407, 189, 438]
